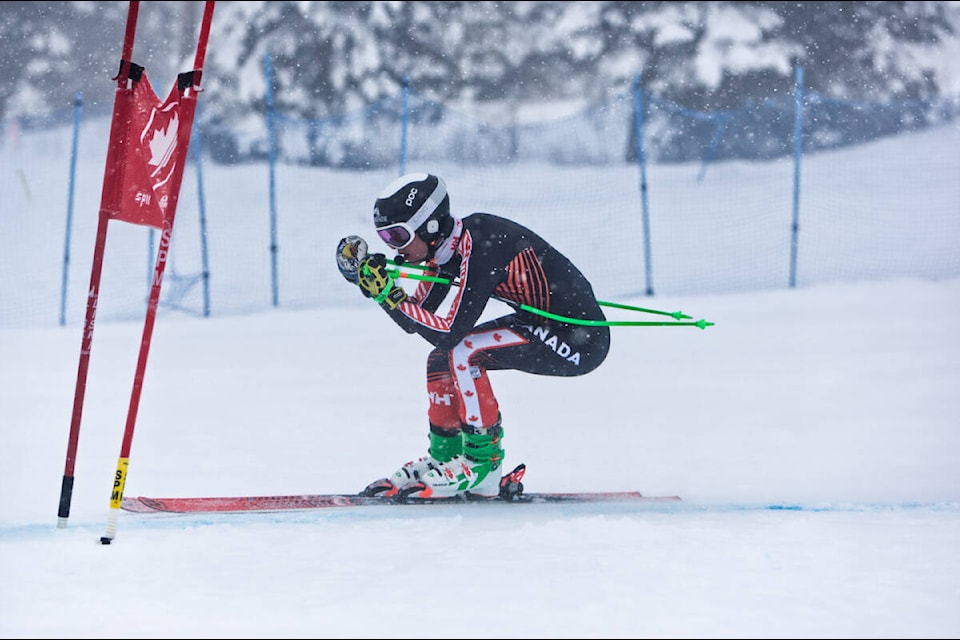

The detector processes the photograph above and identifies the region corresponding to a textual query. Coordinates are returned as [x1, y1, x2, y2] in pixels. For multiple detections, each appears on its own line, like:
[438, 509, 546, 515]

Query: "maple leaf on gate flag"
[144, 106, 179, 187]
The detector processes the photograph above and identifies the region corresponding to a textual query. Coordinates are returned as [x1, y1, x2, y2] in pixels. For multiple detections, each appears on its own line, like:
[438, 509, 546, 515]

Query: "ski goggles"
[376, 222, 416, 249]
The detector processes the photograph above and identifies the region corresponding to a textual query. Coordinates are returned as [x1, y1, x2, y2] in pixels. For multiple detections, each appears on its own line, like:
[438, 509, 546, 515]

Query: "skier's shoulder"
[463, 211, 533, 235]
[463, 211, 502, 226]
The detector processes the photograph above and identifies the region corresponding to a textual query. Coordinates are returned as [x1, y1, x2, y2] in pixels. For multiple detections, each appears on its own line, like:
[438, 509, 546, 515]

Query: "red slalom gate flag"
[100, 69, 191, 229]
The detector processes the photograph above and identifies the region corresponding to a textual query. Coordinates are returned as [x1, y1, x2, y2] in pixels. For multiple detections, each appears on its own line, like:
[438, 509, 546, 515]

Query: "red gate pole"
[57, 0, 141, 529]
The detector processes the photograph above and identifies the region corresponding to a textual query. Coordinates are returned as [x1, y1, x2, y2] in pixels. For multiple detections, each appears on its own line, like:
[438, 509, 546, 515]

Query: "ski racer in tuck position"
[337, 172, 611, 501]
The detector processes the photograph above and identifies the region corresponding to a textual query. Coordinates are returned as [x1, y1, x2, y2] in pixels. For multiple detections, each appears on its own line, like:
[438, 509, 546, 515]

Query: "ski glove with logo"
[336, 235, 368, 284]
[358, 253, 407, 310]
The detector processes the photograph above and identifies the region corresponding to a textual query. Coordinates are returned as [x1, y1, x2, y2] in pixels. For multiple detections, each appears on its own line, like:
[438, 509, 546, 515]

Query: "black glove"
[357, 253, 407, 310]
[336, 235, 368, 284]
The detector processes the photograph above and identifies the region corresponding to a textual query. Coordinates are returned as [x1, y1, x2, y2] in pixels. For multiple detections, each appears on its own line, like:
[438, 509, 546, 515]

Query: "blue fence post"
[59, 91, 83, 326]
[789, 64, 805, 289]
[697, 113, 730, 182]
[399, 74, 410, 175]
[265, 52, 279, 306]
[632, 74, 654, 296]
[192, 111, 211, 317]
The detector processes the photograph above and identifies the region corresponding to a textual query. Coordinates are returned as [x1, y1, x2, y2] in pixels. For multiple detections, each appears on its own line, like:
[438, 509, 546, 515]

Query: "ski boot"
[398, 420, 504, 501]
[360, 427, 461, 498]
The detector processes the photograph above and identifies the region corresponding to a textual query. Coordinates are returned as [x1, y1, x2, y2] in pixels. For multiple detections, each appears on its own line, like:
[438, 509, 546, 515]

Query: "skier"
[337, 172, 611, 500]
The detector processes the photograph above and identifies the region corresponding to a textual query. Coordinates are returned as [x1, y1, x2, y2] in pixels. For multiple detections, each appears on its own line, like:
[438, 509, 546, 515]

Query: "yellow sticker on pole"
[109, 458, 129, 509]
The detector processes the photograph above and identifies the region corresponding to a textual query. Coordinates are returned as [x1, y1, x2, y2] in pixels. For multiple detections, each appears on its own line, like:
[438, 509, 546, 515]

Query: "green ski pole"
[387, 263, 714, 330]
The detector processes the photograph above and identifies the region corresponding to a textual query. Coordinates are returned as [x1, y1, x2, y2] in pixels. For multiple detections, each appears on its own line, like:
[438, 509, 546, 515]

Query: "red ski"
[121, 491, 681, 514]
[119, 465, 680, 514]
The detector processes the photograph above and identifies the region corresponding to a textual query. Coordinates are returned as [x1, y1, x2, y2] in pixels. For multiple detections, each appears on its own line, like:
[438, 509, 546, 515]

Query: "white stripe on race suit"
[451, 328, 527, 429]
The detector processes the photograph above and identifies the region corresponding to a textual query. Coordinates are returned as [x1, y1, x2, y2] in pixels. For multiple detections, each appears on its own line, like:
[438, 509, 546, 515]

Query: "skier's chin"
[400, 248, 428, 264]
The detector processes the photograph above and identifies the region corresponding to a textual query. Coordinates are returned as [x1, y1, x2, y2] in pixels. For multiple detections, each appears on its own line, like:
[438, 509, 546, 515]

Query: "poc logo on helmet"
[405, 187, 418, 207]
